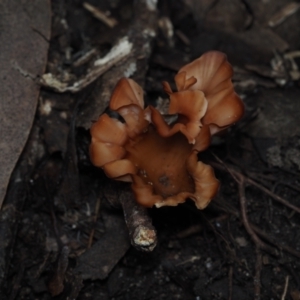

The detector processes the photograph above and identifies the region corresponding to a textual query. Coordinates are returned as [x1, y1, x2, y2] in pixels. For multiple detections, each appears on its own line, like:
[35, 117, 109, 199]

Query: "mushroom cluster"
[90, 51, 244, 210]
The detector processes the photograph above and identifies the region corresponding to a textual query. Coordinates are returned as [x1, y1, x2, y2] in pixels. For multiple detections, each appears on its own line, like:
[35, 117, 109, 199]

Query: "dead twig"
[9, 264, 25, 300]
[273, 181, 300, 194]
[238, 178, 278, 256]
[200, 212, 235, 259]
[175, 30, 190, 46]
[176, 224, 202, 239]
[268, 2, 300, 27]
[83, 2, 118, 28]
[87, 196, 101, 249]
[254, 248, 262, 300]
[246, 176, 300, 214]
[238, 177, 266, 300]
[104, 182, 157, 252]
[212, 155, 300, 297]
[40, 37, 132, 93]
[281, 275, 289, 300]
[251, 224, 300, 259]
[78, 0, 158, 129]
[228, 265, 233, 300]
[212, 160, 300, 214]
[73, 48, 97, 67]
[119, 187, 157, 252]
[48, 246, 70, 296]
[212, 164, 300, 259]
[212, 156, 300, 257]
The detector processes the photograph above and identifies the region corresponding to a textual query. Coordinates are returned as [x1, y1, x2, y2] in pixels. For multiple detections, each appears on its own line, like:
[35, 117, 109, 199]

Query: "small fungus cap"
[162, 51, 244, 135]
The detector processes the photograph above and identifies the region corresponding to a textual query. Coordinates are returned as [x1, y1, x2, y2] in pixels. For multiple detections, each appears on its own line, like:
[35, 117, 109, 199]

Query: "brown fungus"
[90, 51, 244, 209]
[162, 51, 244, 136]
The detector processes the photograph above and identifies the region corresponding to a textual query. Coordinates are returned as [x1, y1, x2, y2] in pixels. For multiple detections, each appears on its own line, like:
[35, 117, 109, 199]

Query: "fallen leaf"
[0, 0, 51, 208]
[75, 209, 130, 280]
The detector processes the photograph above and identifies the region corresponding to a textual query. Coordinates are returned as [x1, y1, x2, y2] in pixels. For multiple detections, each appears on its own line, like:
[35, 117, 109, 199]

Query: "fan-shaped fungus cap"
[162, 51, 244, 135]
[90, 76, 219, 209]
[90, 51, 243, 209]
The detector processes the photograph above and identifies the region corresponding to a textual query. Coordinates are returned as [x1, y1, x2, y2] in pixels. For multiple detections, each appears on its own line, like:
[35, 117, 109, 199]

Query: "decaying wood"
[40, 0, 158, 129]
[119, 187, 157, 252]
[83, 2, 118, 28]
[268, 2, 300, 27]
[104, 182, 157, 252]
[40, 37, 133, 93]
[77, 0, 158, 129]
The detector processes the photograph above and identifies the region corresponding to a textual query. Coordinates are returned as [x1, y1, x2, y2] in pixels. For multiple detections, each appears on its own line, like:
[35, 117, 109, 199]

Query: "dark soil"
[1, 0, 300, 299]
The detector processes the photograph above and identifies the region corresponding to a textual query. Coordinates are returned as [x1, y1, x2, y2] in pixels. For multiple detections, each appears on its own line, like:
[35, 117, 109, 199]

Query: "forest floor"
[1, 0, 300, 299]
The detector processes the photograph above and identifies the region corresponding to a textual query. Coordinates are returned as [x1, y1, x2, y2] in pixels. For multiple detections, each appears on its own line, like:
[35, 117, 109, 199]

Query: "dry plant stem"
[212, 161, 300, 214]
[176, 224, 202, 239]
[238, 178, 278, 256]
[275, 182, 300, 194]
[87, 196, 101, 249]
[78, 0, 158, 129]
[201, 212, 234, 256]
[228, 265, 233, 300]
[246, 176, 300, 214]
[281, 275, 289, 300]
[212, 158, 300, 259]
[9, 263, 25, 300]
[73, 48, 97, 67]
[48, 246, 70, 296]
[83, 2, 118, 28]
[268, 2, 300, 27]
[40, 37, 132, 93]
[175, 30, 190, 46]
[254, 248, 262, 300]
[119, 186, 157, 252]
[238, 178, 270, 300]
[251, 224, 300, 259]
[239, 180, 262, 299]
